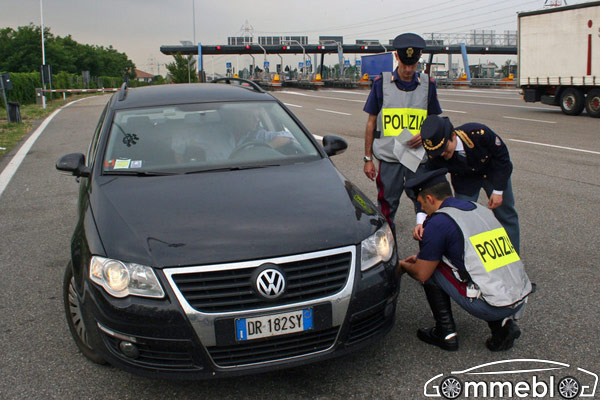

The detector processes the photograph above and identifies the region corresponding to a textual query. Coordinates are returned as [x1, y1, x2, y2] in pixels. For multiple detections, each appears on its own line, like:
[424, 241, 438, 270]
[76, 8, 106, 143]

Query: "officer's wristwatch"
[363, 156, 372, 163]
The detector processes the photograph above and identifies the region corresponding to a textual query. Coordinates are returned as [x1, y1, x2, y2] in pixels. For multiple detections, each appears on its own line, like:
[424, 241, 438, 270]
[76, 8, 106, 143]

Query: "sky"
[1, 0, 588, 76]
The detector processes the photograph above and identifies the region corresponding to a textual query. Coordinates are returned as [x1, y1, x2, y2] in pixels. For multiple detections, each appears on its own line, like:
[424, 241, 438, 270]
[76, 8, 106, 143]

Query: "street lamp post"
[40, 0, 46, 108]
[283, 40, 306, 77]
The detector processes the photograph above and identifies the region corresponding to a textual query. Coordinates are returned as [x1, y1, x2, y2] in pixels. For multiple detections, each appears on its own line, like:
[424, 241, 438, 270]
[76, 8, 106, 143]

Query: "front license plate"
[235, 308, 313, 341]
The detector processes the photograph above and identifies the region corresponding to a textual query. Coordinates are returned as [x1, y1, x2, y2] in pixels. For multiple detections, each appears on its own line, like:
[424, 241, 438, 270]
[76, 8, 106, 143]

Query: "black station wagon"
[57, 79, 399, 379]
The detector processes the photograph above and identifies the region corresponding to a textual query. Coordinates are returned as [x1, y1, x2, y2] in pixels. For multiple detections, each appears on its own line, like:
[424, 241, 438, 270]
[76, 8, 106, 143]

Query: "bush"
[0, 71, 127, 108]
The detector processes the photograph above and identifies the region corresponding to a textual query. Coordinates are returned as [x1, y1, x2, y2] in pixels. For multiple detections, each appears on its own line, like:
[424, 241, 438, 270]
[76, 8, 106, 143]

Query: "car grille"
[170, 252, 352, 313]
[207, 327, 339, 367]
[347, 302, 389, 345]
[101, 332, 200, 371]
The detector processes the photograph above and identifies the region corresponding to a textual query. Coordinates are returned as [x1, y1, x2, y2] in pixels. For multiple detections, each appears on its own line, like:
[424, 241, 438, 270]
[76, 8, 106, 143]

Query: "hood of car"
[90, 159, 381, 267]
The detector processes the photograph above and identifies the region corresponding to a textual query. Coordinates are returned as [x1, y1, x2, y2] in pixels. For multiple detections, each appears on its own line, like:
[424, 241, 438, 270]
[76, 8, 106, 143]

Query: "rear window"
[102, 101, 320, 173]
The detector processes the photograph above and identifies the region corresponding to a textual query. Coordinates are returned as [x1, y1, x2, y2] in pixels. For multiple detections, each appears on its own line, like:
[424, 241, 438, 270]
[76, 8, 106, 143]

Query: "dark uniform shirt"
[424, 123, 513, 196]
[418, 197, 476, 277]
[363, 70, 443, 116]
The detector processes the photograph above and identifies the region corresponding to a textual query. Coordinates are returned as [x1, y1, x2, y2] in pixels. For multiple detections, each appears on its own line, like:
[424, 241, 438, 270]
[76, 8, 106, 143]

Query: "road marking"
[509, 139, 600, 155]
[443, 109, 467, 114]
[279, 91, 364, 103]
[316, 108, 352, 116]
[0, 97, 89, 199]
[313, 134, 323, 140]
[442, 98, 551, 111]
[328, 90, 368, 96]
[284, 103, 302, 108]
[503, 116, 556, 124]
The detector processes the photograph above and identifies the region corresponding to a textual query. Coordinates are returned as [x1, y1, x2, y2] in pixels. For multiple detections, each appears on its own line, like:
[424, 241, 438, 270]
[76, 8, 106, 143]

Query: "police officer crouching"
[398, 169, 533, 351]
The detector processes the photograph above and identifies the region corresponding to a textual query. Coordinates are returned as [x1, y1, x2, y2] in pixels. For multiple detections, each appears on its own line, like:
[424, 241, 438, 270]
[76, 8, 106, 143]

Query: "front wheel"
[585, 89, 600, 118]
[63, 262, 106, 364]
[560, 88, 585, 116]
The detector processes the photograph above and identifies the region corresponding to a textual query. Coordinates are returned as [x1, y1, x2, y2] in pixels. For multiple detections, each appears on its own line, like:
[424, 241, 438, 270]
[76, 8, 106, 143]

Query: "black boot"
[486, 318, 521, 351]
[417, 283, 458, 351]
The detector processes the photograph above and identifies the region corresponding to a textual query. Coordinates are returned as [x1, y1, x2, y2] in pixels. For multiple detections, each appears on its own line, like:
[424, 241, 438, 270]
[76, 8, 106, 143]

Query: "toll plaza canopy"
[160, 43, 517, 56]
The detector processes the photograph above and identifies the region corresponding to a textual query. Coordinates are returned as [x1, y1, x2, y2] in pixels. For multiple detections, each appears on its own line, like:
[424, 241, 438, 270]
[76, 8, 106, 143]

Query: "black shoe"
[486, 319, 521, 351]
[417, 327, 459, 351]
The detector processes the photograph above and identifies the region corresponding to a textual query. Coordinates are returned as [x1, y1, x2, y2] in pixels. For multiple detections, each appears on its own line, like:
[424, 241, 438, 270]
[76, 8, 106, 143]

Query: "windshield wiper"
[104, 170, 176, 176]
[184, 164, 281, 175]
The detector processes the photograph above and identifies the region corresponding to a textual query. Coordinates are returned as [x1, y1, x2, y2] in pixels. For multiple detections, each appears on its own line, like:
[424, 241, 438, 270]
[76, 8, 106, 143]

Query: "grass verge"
[0, 94, 102, 161]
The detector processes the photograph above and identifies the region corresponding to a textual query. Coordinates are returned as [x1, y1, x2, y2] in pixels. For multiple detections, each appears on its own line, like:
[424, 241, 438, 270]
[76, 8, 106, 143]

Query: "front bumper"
[78, 245, 399, 379]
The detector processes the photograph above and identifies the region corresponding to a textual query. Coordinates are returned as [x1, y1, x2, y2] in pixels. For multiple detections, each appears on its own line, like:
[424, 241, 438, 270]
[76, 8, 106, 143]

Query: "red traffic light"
[317, 46, 323, 50]
[246, 45, 251, 49]
[216, 45, 222, 50]
[282, 46, 287, 50]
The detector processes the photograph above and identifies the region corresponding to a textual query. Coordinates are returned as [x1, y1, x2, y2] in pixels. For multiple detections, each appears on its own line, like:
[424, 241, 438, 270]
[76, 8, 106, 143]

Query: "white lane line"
[509, 139, 600, 155]
[313, 134, 323, 140]
[443, 109, 467, 114]
[0, 97, 90, 199]
[328, 90, 368, 96]
[442, 98, 551, 111]
[503, 116, 556, 124]
[284, 103, 303, 108]
[279, 91, 364, 103]
[316, 108, 352, 116]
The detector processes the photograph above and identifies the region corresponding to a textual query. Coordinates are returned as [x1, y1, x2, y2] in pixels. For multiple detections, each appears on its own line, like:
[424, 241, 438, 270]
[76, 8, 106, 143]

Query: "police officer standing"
[417, 115, 521, 254]
[363, 33, 442, 235]
[398, 169, 532, 351]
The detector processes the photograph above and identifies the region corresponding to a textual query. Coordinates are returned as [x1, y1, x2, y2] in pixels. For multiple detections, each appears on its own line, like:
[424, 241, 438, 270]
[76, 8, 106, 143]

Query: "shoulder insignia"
[495, 136, 502, 146]
[455, 129, 474, 149]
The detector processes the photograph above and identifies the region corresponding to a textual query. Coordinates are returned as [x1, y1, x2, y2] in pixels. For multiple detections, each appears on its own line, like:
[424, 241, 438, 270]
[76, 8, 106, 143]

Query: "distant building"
[135, 69, 154, 83]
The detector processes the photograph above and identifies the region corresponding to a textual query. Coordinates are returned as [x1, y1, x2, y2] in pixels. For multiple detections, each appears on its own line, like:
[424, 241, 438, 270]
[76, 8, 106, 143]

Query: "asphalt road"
[0, 87, 598, 399]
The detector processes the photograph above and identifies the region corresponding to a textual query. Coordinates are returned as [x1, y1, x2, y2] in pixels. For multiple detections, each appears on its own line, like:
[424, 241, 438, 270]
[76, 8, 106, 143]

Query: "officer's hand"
[413, 224, 424, 241]
[402, 255, 417, 265]
[488, 193, 503, 209]
[408, 133, 423, 149]
[364, 161, 377, 181]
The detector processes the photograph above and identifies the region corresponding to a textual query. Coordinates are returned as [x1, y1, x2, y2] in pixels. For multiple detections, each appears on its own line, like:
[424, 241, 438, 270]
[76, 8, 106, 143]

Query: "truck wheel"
[584, 89, 600, 118]
[63, 262, 106, 364]
[559, 88, 585, 115]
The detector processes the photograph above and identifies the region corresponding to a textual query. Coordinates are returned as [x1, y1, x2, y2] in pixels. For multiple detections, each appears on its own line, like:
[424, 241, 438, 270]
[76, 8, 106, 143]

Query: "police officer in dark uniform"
[398, 169, 532, 351]
[416, 115, 521, 254]
[363, 33, 442, 236]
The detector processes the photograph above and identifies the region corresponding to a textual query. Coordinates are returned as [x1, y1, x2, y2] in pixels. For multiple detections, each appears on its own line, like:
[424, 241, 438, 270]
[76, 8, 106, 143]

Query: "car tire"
[584, 89, 600, 118]
[63, 262, 106, 364]
[557, 376, 581, 399]
[440, 376, 463, 399]
[559, 88, 585, 116]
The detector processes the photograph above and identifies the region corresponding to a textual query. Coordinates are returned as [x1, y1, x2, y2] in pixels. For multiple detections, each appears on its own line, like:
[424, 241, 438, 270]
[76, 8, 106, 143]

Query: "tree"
[165, 54, 198, 83]
[0, 24, 135, 79]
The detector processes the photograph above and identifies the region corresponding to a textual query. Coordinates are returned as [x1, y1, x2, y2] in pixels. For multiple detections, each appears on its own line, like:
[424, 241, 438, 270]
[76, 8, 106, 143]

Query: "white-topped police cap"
[393, 33, 426, 65]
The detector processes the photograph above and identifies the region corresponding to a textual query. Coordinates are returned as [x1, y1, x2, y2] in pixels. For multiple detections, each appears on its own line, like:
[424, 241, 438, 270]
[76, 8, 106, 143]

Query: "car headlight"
[90, 256, 165, 298]
[360, 224, 394, 271]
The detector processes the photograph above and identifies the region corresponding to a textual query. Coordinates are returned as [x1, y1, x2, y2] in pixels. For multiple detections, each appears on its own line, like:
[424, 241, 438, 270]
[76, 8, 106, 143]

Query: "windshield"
[102, 101, 320, 174]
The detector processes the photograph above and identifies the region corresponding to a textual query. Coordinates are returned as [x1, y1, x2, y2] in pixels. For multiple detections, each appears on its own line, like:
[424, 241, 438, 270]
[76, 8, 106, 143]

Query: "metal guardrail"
[435, 79, 516, 88]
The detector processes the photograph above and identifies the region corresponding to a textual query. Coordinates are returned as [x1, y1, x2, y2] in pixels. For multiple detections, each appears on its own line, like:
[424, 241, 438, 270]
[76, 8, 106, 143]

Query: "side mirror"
[56, 153, 90, 177]
[322, 135, 348, 157]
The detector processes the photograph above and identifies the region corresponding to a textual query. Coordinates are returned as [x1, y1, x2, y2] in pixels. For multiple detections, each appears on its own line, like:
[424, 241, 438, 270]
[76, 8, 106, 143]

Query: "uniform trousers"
[426, 268, 524, 322]
[375, 160, 416, 235]
[454, 178, 520, 255]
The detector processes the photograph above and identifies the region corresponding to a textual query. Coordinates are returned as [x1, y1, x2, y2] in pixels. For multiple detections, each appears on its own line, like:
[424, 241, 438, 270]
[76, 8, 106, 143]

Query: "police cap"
[421, 115, 454, 158]
[405, 168, 449, 195]
[393, 33, 426, 65]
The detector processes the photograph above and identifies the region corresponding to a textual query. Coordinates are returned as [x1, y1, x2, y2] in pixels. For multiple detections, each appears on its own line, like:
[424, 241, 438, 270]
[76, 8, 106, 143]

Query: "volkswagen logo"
[253, 265, 286, 299]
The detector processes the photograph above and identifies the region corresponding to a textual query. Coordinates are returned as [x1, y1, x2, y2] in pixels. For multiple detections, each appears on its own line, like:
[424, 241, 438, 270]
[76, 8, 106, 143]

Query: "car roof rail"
[118, 81, 128, 101]
[211, 77, 265, 93]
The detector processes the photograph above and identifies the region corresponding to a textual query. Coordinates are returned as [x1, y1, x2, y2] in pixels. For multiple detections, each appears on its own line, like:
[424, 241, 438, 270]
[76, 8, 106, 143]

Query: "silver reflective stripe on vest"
[436, 203, 532, 307]
[374, 71, 429, 162]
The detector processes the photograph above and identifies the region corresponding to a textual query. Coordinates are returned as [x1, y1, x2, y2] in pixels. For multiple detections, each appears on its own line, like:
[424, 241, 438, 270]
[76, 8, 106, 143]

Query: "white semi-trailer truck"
[518, 1, 600, 117]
